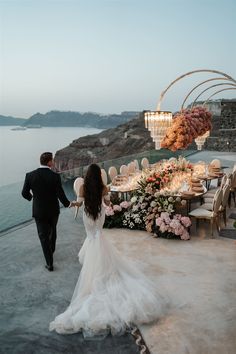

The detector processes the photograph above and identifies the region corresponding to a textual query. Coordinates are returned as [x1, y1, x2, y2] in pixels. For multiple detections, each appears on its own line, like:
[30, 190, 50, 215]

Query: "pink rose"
[105, 206, 114, 216]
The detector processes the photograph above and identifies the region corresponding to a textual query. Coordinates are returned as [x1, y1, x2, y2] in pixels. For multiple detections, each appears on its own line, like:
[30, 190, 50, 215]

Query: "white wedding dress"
[49, 198, 164, 335]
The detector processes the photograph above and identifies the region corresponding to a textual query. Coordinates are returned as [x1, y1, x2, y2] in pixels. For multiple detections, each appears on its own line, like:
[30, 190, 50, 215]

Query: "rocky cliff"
[54, 114, 154, 171]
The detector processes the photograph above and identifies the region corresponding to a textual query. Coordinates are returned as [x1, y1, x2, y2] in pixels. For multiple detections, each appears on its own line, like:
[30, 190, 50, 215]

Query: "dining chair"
[101, 168, 108, 185]
[73, 177, 84, 219]
[120, 165, 128, 176]
[209, 159, 221, 169]
[200, 181, 231, 227]
[128, 161, 136, 174]
[108, 166, 118, 183]
[203, 174, 228, 202]
[220, 182, 232, 226]
[134, 159, 139, 171]
[229, 170, 236, 207]
[188, 188, 223, 237]
[141, 157, 149, 169]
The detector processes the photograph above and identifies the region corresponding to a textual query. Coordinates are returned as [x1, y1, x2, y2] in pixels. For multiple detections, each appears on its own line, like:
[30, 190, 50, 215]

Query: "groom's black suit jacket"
[22, 168, 70, 219]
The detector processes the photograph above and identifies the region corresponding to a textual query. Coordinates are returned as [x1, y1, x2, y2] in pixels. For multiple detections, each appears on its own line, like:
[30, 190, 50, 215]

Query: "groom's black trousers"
[35, 215, 59, 267]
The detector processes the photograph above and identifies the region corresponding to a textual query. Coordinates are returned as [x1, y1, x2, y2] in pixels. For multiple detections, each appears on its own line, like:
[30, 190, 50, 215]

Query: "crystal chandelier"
[144, 110, 172, 149]
[194, 130, 210, 150]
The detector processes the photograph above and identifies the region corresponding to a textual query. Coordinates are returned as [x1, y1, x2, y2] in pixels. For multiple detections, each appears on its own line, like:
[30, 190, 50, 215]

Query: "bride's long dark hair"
[84, 164, 104, 220]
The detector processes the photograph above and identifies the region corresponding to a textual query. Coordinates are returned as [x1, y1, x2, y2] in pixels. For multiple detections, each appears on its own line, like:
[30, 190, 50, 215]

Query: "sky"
[0, 0, 236, 118]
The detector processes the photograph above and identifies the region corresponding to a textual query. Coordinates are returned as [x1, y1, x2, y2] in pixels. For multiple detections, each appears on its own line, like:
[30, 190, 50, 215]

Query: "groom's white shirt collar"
[39, 165, 51, 169]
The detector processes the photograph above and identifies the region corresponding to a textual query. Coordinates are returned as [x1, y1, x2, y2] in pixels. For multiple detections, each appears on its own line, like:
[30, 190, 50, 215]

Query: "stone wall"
[205, 99, 236, 151]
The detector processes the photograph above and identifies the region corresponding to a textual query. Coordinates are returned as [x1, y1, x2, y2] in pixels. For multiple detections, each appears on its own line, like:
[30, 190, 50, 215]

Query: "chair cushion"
[204, 191, 216, 197]
[203, 198, 214, 203]
[189, 208, 213, 218]
[200, 203, 213, 211]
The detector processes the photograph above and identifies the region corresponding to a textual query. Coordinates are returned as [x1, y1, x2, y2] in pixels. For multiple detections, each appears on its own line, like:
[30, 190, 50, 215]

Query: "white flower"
[132, 205, 139, 212]
[167, 204, 174, 212]
[131, 196, 137, 203]
[154, 191, 160, 198]
[150, 201, 157, 207]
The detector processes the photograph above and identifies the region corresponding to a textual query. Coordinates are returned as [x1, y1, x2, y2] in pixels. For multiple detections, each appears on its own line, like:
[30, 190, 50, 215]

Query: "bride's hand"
[69, 201, 78, 208]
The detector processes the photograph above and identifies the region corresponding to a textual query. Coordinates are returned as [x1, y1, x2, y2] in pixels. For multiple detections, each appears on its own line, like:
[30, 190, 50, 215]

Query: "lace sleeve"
[77, 196, 84, 203]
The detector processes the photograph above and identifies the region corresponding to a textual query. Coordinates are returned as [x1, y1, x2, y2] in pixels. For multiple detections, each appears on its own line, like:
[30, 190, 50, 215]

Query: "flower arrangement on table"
[104, 156, 192, 240]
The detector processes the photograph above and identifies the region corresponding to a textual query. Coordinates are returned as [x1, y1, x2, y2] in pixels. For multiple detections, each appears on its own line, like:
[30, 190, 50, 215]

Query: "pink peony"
[181, 216, 192, 228]
[105, 206, 114, 216]
[113, 204, 122, 212]
[159, 223, 168, 233]
[120, 201, 131, 209]
[180, 229, 190, 240]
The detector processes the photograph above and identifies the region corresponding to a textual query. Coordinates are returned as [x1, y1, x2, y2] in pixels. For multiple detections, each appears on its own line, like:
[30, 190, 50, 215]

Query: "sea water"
[0, 126, 102, 233]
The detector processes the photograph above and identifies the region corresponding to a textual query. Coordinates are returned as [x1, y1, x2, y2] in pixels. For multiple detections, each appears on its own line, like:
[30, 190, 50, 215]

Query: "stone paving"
[0, 210, 139, 354]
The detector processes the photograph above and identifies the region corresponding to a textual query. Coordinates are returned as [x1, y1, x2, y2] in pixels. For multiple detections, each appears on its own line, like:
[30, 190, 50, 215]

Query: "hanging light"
[144, 110, 172, 149]
[195, 130, 210, 150]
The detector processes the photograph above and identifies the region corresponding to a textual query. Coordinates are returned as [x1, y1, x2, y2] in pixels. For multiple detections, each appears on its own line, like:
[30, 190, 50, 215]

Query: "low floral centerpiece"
[104, 199, 131, 228]
[154, 212, 191, 240]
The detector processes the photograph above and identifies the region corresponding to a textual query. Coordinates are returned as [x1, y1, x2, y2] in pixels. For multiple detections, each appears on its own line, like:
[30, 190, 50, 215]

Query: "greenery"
[152, 227, 180, 239]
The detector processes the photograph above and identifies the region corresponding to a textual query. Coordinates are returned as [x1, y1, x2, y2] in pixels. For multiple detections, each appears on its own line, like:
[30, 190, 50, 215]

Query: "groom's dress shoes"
[45, 265, 54, 272]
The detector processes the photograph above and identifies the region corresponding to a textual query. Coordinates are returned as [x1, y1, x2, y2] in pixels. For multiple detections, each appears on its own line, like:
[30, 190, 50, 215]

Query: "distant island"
[0, 110, 140, 129]
[0, 115, 26, 126]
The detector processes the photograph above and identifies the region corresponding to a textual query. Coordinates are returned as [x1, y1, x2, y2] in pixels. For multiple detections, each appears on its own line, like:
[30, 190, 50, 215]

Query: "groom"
[22, 152, 74, 272]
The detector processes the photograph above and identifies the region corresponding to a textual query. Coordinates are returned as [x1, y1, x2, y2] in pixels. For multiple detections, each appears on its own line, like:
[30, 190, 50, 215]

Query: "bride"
[49, 164, 164, 336]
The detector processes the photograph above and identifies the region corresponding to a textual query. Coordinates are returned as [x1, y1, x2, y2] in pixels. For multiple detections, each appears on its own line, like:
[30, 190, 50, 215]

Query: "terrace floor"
[1, 150, 236, 354]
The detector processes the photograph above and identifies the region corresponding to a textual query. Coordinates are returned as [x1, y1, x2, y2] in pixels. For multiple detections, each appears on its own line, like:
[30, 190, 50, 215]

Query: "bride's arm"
[75, 185, 84, 207]
[103, 186, 111, 206]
